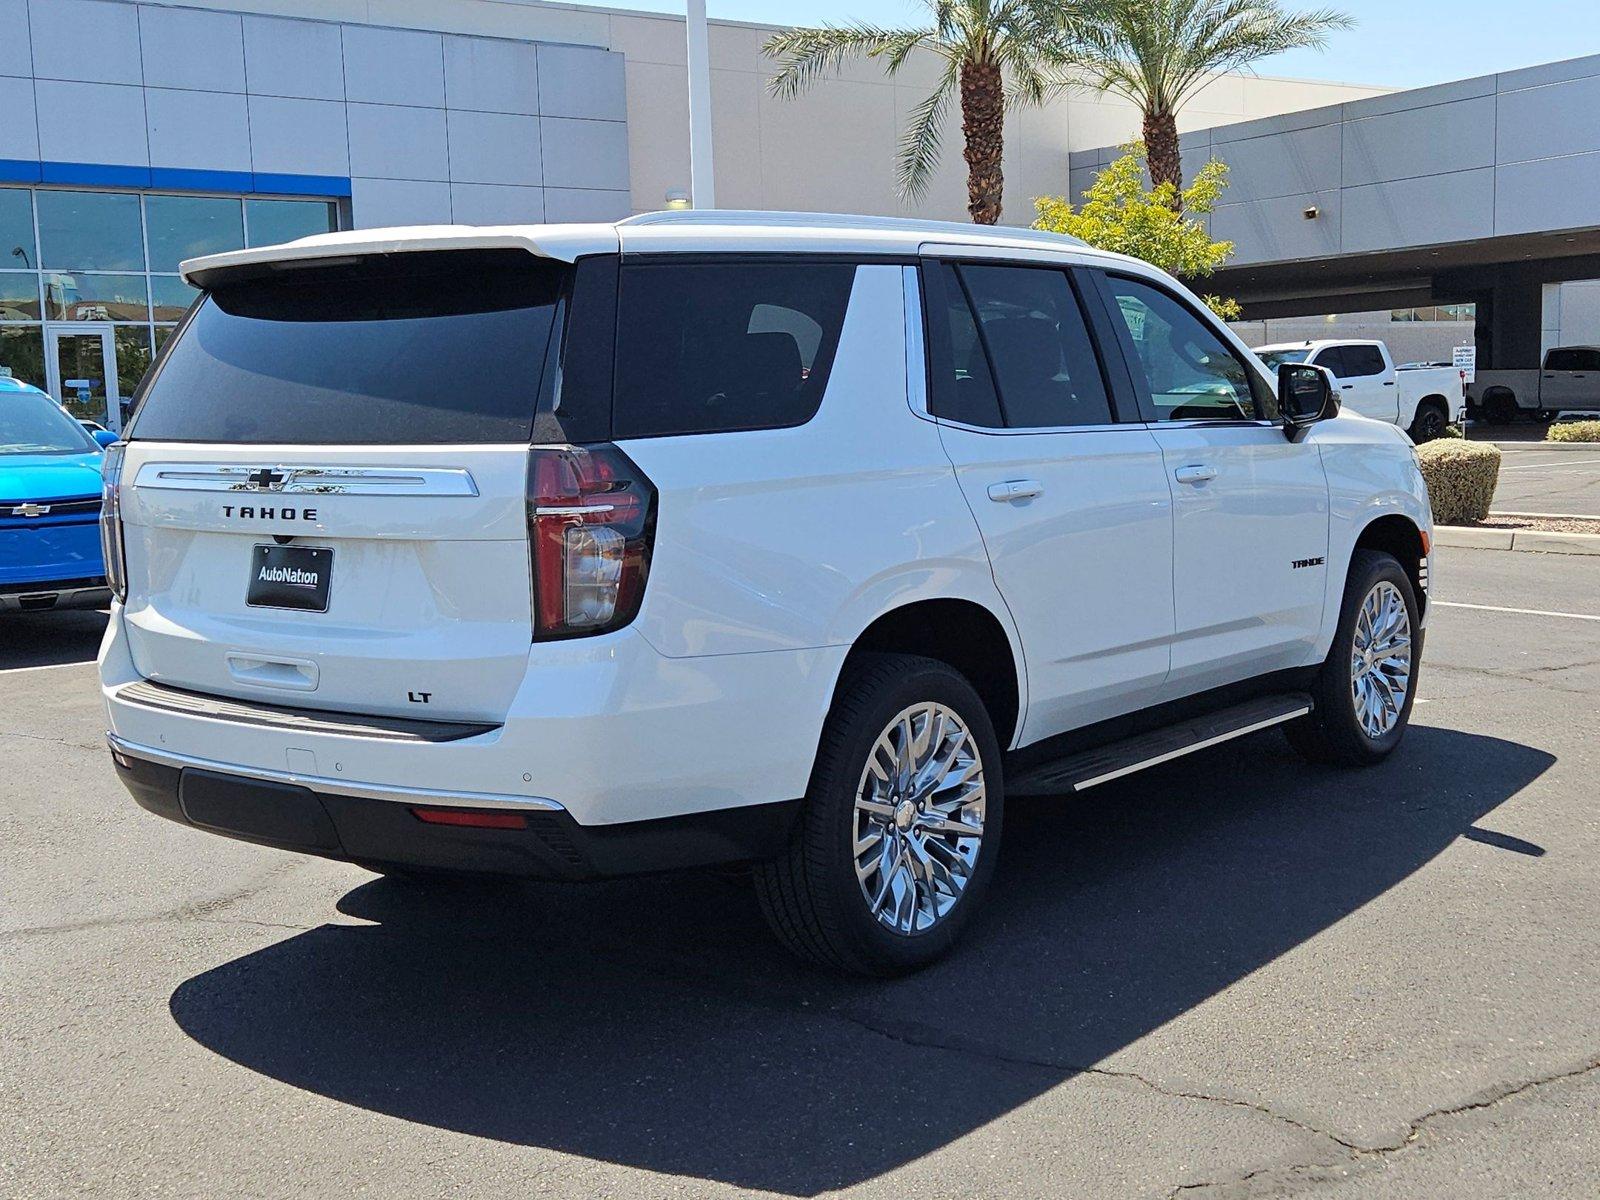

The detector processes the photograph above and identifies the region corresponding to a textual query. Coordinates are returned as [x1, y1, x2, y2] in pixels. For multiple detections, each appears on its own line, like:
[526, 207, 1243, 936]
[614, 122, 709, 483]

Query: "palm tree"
[1059, 0, 1352, 202]
[764, 1, 1061, 225]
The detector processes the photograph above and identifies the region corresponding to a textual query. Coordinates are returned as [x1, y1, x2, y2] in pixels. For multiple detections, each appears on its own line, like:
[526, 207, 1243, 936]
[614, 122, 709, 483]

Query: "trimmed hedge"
[1417, 439, 1501, 525]
[1548, 420, 1600, 443]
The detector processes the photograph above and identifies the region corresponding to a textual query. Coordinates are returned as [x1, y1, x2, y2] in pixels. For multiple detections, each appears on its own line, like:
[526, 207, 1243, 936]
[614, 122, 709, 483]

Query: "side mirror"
[1277, 363, 1339, 438]
[92, 428, 119, 448]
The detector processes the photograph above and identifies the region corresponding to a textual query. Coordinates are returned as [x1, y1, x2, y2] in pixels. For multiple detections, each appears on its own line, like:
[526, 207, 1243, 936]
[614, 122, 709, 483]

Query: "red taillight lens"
[412, 807, 529, 829]
[526, 444, 655, 639]
[99, 442, 128, 602]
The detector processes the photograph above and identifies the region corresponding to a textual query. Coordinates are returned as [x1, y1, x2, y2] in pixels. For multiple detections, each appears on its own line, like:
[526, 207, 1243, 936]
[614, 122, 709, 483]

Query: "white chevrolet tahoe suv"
[99, 211, 1433, 976]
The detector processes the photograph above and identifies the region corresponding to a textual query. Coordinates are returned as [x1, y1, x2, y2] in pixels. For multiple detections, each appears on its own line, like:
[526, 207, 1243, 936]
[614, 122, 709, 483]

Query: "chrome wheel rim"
[853, 702, 986, 936]
[1350, 580, 1412, 739]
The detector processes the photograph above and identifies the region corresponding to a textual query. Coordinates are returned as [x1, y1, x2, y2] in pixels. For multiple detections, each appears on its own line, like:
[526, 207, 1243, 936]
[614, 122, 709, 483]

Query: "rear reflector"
[411, 807, 528, 830]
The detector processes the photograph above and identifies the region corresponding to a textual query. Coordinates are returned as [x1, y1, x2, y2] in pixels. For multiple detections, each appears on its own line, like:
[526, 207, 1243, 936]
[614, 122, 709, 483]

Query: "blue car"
[1, 377, 118, 613]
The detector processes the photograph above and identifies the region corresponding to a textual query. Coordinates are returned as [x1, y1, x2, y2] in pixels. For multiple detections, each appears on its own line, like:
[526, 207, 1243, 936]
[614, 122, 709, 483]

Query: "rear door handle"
[987, 479, 1044, 503]
[1174, 464, 1218, 485]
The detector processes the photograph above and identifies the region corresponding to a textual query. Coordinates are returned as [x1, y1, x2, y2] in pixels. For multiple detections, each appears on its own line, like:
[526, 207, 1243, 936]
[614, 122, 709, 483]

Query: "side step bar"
[1008, 693, 1313, 796]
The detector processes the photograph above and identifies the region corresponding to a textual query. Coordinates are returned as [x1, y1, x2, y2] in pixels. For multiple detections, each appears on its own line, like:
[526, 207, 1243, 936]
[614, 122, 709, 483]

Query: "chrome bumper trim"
[105, 732, 566, 813]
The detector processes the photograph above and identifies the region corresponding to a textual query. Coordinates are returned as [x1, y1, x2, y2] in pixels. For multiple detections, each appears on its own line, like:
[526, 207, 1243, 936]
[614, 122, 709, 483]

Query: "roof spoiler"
[180, 224, 620, 289]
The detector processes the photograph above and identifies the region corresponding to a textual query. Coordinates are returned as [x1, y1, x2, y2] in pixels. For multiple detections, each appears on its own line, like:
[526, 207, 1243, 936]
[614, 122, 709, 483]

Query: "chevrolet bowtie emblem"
[245, 468, 288, 490]
[13, 502, 50, 518]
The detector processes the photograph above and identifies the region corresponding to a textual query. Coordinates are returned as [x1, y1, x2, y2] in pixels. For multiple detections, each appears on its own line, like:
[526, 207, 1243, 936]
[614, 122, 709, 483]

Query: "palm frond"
[1058, 0, 1353, 114]
[895, 60, 962, 199]
[763, 24, 934, 98]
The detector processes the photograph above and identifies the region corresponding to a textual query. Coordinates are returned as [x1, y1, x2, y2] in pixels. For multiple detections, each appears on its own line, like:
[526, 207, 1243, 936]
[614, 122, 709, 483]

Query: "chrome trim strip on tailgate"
[107, 733, 566, 812]
[132, 463, 479, 497]
[115, 679, 499, 743]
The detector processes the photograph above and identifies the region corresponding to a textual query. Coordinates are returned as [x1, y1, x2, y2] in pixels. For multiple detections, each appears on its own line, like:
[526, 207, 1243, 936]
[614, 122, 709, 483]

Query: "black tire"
[1285, 550, 1421, 767]
[754, 654, 1004, 976]
[1409, 399, 1449, 443]
[1483, 391, 1517, 425]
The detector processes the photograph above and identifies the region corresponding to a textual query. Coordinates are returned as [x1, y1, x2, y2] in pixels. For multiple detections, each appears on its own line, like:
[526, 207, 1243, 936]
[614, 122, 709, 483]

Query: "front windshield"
[1256, 348, 1311, 371]
[1, 392, 99, 456]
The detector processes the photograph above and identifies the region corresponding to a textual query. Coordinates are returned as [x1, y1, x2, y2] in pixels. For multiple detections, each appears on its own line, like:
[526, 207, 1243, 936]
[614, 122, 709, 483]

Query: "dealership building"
[0, 0, 1392, 430]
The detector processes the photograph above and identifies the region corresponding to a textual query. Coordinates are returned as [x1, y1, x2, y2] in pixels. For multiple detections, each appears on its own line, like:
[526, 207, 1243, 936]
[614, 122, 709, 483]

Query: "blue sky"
[626, 0, 1599, 89]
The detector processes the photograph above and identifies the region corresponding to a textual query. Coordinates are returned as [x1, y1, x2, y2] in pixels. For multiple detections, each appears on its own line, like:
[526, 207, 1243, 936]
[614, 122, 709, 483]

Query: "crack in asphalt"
[835, 1011, 1363, 1152]
[0, 859, 303, 942]
[1166, 1055, 1600, 1198]
[826, 1007, 1600, 1199]
[0, 730, 102, 752]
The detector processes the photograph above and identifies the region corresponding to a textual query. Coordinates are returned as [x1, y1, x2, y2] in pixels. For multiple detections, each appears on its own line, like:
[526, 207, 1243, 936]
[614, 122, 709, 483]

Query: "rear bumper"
[0, 577, 110, 612]
[101, 603, 845, 828]
[110, 735, 800, 880]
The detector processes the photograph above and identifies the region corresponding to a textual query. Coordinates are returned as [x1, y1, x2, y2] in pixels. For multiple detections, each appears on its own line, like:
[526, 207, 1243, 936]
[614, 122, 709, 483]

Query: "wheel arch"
[1353, 513, 1428, 618]
[837, 598, 1024, 750]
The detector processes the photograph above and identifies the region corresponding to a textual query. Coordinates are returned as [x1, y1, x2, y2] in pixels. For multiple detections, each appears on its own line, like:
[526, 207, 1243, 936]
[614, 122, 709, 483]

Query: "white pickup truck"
[1465, 346, 1600, 424]
[1255, 340, 1463, 442]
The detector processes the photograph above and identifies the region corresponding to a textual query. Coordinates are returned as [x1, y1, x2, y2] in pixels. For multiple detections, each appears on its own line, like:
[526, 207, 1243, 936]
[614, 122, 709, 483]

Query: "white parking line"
[0, 659, 96, 676]
[1498, 458, 1600, 470]
[1434, 601, 1600, 622]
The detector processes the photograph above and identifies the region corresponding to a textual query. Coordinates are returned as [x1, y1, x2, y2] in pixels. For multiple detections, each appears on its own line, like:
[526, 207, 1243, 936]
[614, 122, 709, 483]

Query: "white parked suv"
[1253, 339, 1463, 442]
[99, 211, 1433, 975]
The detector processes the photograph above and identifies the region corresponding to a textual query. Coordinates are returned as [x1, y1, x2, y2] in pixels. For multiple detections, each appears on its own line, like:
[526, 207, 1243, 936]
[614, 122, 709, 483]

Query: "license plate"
[247, 544, 333, 612]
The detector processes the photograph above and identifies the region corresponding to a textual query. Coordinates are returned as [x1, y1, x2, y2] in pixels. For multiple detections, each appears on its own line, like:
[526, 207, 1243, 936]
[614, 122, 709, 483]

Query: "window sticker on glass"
[1117, 296, 1148, 340]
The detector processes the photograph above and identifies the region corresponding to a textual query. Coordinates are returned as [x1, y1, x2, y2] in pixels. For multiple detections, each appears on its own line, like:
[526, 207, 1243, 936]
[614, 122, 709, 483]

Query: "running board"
[1008, 693, 1313, 796]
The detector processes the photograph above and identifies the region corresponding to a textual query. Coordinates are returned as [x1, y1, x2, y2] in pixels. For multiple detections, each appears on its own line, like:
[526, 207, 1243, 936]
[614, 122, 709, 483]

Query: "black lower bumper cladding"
[111, 751, 800, 881]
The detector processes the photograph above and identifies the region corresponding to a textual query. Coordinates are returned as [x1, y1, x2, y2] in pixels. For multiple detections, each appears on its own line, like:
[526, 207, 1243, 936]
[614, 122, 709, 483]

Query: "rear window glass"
[612, 260, 856, 438]
[127, 249, 566, 444]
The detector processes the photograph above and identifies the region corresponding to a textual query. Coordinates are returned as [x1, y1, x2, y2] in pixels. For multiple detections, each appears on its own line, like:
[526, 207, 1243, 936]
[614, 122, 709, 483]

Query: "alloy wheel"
[1350, 580, 1413, 739]
[853, 702, 986, 936]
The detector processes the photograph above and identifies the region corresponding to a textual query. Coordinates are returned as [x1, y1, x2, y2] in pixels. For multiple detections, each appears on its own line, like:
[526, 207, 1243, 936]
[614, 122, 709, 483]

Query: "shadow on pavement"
[170, 726, 1552, 1196]
[0, 609, 107, 670]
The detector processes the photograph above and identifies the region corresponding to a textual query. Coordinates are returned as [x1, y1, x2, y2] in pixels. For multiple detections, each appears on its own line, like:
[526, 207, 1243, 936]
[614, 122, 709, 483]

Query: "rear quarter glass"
[126, 249, 572, 446]
[610, 259, 857, 439]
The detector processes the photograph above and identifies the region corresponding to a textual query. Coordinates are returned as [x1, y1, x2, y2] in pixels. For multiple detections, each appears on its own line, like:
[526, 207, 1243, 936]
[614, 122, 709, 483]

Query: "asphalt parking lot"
[4, 544, 1598, 1199]
[1486, 442, 1600, 517]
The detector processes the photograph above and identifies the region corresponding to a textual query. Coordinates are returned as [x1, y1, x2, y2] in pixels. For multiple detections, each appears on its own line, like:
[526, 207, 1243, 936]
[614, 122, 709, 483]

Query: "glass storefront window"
[43, 272, 150, 322]
[4, 188, 335, 412]
[1, 188, 35, 270]
[150, 275, 200, 322]
[146, 195, 245, 273]
[0, 326, 47, 391]
[37, 190, 146, 272]
[246, 199, 339, 248]
[115, 325, 154, 399]
[0, 273, 42, 321]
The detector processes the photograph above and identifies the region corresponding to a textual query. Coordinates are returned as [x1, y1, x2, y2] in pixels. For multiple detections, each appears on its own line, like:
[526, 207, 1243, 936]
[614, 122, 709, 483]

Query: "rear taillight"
[526, 445, 655, 639]
[99, 443, 127, 602]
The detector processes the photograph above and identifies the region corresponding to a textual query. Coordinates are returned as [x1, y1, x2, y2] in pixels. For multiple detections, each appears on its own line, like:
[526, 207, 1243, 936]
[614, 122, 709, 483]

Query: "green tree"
[1033, 142, 1241, 319]
[763, 0, 1062, 224]
[1056, 0, 1351, 202]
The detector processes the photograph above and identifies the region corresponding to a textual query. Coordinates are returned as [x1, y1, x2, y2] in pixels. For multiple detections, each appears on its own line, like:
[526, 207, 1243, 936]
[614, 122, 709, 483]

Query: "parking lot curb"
[1487, 441, 1600, 451]
[1435, 526, 1600, 555]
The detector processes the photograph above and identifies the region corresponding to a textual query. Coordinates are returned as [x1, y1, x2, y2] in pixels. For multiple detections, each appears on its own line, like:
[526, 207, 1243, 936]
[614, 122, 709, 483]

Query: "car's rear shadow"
[169, 726, 1551, 1195]
[0, 609, 106, 670]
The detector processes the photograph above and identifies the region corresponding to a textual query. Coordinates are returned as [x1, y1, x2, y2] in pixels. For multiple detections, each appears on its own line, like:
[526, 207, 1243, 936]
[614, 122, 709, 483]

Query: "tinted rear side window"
[1341, 345, 1386, 377]
[612, 260, 856, 438]
[128, 249, 566, 444]
[959, 263, 1113, 428]
[1547, 348, 1600, 371]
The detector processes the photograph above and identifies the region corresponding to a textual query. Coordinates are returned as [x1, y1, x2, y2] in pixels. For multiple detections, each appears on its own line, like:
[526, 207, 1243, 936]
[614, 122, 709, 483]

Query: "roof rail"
[619, 208, 1087, 247]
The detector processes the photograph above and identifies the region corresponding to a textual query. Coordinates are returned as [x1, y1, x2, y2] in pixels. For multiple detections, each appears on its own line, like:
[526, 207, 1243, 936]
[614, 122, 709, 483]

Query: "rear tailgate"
[116, 244, 586, 724]
[120, 444, 532, 722]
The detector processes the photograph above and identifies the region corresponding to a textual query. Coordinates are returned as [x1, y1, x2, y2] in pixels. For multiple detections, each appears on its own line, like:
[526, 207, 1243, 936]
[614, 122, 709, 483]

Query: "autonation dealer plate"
[247, 544, 333, 612]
